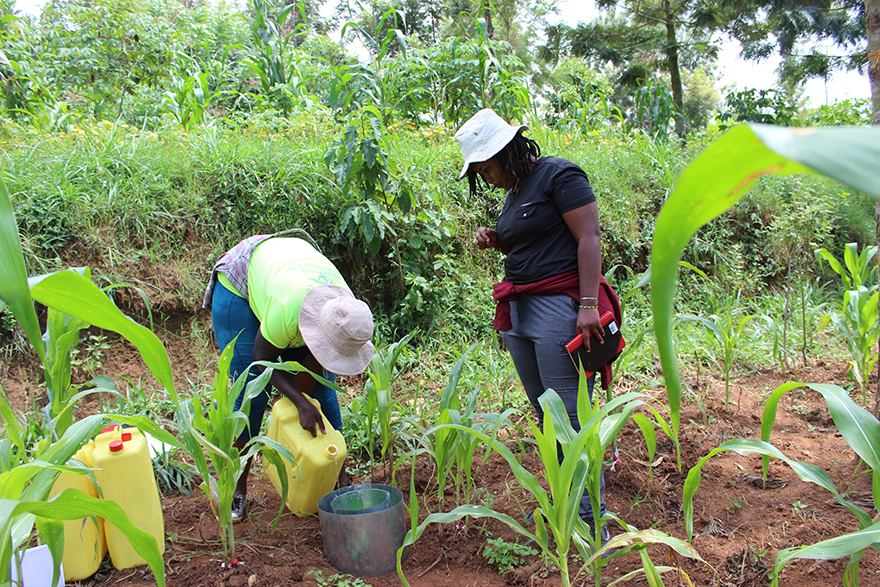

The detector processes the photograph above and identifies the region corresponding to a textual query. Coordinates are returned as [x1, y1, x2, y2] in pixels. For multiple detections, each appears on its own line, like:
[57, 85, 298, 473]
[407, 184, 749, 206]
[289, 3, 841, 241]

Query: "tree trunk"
[482, 0, 494, 38]
[869, 0, 880, 125]
[869, 0, 880, 417]
[664, 0, 685, 138]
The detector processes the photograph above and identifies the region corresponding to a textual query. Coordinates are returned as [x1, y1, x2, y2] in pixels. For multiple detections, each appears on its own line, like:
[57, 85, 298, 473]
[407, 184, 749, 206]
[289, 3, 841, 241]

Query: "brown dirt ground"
[2, 318, 879, 587]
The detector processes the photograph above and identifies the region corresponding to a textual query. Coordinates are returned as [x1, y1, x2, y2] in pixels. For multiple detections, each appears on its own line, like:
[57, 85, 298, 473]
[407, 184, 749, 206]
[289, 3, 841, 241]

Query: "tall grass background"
[1, 116, 871, 402]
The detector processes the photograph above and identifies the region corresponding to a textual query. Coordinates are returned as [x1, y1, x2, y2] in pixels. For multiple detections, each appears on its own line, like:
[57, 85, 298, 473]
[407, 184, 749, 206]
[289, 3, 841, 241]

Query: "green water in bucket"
[330, 486, 390, 514]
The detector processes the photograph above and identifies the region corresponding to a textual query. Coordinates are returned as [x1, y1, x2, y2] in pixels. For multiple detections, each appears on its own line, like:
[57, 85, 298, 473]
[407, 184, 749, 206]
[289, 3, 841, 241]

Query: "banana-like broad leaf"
[652, 124, 880, 442]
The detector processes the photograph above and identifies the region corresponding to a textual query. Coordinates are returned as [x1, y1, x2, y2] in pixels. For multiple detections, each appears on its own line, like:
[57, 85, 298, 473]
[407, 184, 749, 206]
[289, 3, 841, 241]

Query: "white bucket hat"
[299, 285, 375, 376]
[454, 108, 528, 180]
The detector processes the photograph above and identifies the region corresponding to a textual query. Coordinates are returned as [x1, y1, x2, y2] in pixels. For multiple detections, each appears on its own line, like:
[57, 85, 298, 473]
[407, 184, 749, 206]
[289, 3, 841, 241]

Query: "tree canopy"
[0, 0, 873, 134]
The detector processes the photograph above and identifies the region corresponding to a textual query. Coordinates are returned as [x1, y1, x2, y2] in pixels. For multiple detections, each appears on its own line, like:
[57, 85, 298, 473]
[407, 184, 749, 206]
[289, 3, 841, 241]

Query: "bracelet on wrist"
[580, 296, 598, 301]
[578, 304, 598, 310]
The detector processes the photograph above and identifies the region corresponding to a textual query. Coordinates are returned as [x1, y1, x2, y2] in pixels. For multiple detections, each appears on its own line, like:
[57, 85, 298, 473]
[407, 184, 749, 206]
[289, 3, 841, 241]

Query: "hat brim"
[299, 285, 375, 376]
[456, 124, 528, 181]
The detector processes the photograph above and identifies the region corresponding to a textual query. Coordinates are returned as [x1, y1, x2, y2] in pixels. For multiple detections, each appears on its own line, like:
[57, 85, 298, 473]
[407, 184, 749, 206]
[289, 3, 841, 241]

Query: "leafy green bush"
[13, 192, 75, 254]
[482, 536, 538, 573]
[720, 89, 797, 128]
[803, 98, 871, 126]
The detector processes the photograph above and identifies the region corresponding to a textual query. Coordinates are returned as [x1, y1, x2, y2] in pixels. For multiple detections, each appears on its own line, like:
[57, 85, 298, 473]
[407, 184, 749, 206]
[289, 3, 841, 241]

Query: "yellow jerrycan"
[265, 396, 347, 517]
[48, 441, 108, 581]
[90, 427, 165, 570]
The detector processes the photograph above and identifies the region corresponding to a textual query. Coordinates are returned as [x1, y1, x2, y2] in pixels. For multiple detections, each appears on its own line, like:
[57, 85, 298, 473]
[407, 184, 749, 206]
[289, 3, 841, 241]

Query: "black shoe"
[596, 523, 611, 547]
[525, 507, 537, 526]
[592, 524, 618, 559]
[231, 494, 247, 523]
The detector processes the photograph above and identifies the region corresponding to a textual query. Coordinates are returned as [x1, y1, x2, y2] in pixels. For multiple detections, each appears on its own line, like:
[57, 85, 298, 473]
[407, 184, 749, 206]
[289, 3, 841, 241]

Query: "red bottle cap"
[101, 425, 117, 434]
[109, 440, 124, 452]
[121, 432, 132, 441]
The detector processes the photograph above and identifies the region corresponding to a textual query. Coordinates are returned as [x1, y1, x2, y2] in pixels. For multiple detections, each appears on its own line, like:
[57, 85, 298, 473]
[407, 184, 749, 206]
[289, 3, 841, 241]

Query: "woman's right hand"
[296, 398, 326, 437]
[476, 227, 500, 251]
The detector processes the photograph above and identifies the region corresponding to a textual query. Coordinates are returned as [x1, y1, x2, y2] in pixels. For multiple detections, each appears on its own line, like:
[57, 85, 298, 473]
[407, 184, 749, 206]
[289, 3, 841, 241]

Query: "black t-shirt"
[495, 156, 596, 284]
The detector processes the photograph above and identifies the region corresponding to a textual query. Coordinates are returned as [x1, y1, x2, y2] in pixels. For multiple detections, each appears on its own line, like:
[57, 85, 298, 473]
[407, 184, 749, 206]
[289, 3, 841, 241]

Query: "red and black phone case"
[564, 311, 626, 375]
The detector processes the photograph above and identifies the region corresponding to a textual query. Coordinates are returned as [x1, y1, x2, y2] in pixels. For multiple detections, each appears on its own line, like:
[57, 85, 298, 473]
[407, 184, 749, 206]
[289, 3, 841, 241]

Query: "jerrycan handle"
[100, 425, 123, 441]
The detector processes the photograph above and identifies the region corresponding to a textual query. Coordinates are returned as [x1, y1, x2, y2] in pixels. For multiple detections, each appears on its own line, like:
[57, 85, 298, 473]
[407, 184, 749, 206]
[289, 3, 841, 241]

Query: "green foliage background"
[1, 116, 874, 343]
[0, 0, 875, 358]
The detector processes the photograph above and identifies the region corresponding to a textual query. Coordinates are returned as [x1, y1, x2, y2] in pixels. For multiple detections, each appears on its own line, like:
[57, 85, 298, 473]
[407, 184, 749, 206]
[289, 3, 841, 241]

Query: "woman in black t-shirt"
[455, 108, 619, 545]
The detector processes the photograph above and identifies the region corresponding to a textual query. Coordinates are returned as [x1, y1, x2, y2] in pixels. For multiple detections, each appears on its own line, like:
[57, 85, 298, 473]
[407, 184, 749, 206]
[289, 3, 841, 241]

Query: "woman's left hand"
[577, 307, 604, 352]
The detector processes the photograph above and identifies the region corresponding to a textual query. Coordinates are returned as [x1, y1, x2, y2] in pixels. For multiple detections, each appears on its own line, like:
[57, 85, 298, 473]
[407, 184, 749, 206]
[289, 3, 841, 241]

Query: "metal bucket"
[317, 483, 409, 577]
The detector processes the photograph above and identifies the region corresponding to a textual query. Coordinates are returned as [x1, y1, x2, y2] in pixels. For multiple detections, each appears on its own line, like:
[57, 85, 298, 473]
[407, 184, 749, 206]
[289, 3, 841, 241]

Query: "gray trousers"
[502, 293, 607, 523]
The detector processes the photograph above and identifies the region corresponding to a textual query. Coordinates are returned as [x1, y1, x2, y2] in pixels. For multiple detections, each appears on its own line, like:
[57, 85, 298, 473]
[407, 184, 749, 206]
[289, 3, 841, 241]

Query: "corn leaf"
[760, 382, 806, 479]
[34, 517, 64, 587]
[607, 566, 676, 587]
[683, 438, 873, 541]
[29, 271, 176, 400]
[0, 489, 166, 587]
[0, 181, 49, 372]
[805, 383, 880, 471]
[652, 124, 880, 444]
[771, 521, 880, 587]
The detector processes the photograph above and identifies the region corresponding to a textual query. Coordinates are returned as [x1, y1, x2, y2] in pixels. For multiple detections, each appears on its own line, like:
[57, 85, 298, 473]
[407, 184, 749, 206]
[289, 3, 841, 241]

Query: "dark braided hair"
[465, 131, 541, 197]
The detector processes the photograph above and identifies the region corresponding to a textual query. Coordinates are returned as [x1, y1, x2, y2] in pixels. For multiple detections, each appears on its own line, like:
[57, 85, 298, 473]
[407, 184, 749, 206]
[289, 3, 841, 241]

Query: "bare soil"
[2, 319, 879, 587]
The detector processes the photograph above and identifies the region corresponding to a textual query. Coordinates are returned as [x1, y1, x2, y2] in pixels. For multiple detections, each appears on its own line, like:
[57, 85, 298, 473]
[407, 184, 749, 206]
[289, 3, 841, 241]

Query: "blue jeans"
[211, 280, 342, 440]
[502, 293, 606, 523]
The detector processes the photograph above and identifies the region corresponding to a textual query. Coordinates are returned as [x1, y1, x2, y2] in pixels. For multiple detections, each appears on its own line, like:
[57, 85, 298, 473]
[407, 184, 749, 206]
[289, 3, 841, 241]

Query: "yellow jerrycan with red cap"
[48, 441, 108, 581]
[90, 426, 165, 570]
[265, 396, 347, 516]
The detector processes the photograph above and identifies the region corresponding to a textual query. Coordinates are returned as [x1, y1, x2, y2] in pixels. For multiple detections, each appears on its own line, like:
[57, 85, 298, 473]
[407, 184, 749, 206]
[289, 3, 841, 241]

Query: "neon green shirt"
[247, 238, 351, 349]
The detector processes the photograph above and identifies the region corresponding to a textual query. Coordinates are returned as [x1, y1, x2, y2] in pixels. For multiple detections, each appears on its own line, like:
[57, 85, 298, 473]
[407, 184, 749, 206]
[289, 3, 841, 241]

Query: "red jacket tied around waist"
[492, 269, 622, 390]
